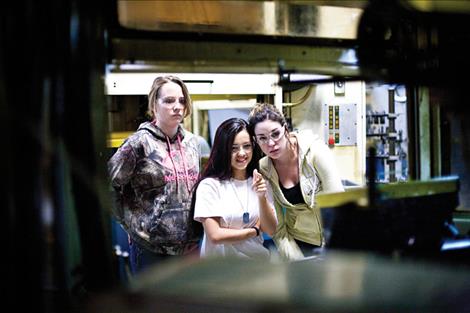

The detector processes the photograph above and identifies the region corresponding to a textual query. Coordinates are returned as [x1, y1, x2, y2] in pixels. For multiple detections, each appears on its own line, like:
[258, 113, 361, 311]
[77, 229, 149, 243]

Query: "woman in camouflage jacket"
[108, 76, 201, 273]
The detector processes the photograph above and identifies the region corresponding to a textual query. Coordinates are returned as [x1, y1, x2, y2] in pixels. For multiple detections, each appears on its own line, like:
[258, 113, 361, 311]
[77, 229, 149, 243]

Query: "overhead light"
[288, 73, 332, 82]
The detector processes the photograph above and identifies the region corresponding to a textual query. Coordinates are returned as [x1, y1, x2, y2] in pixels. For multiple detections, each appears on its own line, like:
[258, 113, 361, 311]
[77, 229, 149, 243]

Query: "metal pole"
[388, 87, 397, 182]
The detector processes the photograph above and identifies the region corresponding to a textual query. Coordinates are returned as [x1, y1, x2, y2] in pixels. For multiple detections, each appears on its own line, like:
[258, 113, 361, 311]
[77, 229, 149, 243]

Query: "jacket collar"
[137, 121, 185, 143]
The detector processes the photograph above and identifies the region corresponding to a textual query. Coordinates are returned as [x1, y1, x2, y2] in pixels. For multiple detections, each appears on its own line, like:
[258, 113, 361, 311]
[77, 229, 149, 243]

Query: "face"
[154, 82, 186, 128]
[230, 130, 253, 177]
[253, 119, 287, 159]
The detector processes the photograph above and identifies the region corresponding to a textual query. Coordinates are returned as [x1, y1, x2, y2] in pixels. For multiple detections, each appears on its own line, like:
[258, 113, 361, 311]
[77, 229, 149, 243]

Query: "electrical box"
[322, 103, 357, 146]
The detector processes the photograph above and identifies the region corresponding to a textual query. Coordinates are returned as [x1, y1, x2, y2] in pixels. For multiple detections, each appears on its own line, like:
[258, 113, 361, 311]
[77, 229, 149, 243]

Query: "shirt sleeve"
[265, 180, 278, 222]
[107, 140, 137, 188]
[194, 178, 222, 222]
[312, 140, 345, 194]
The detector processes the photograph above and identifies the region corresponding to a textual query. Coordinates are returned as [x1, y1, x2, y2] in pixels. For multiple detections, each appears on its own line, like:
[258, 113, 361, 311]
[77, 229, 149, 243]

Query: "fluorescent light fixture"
[287, 73, 332, 82]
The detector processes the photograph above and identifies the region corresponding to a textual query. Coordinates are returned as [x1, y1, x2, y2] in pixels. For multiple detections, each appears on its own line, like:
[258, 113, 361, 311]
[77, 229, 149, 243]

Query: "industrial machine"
[3, 1, 470, 312]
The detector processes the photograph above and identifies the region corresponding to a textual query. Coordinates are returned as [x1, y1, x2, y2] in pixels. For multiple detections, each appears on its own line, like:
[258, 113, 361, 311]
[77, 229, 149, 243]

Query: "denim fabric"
[129, 240, 174, 274]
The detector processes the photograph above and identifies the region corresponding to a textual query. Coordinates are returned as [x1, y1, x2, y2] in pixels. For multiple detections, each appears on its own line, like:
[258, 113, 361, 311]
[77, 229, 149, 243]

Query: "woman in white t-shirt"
[193, 118, 277, 259]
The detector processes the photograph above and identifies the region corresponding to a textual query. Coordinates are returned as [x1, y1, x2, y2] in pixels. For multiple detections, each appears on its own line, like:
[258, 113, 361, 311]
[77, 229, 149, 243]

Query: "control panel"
[322, 103, 357, 146]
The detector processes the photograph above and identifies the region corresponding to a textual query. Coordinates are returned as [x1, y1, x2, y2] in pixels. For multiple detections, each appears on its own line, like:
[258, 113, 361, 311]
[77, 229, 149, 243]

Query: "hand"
[252, 169, 267, 198]
[183, 242, 200, 256]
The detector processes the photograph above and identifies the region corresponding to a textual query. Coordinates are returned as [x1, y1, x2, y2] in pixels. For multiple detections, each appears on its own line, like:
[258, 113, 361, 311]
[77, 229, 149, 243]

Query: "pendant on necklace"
[243, 212, 250, 224]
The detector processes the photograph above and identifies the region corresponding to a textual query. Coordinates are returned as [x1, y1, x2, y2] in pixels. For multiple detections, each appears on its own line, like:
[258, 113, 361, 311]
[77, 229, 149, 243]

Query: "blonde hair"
[147, 75, 192, 120]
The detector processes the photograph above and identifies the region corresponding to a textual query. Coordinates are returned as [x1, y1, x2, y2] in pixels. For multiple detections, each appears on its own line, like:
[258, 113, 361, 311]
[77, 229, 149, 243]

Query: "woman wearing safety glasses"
[108, 76, 202, 274]
[192, 118, 277, 259]
[248, 103, 344, 260]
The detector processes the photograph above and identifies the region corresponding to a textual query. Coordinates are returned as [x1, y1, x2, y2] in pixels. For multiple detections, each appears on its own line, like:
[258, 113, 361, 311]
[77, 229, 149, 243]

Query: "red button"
[328, 135, 335, 146]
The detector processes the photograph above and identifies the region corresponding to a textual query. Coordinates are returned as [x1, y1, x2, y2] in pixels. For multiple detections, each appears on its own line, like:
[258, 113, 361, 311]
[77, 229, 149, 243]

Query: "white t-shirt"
[194, 177, 274, 259]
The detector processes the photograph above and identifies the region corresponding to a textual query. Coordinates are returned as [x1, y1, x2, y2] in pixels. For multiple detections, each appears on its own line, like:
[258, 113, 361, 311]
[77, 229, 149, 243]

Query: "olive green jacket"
[259, 130, 344, 260]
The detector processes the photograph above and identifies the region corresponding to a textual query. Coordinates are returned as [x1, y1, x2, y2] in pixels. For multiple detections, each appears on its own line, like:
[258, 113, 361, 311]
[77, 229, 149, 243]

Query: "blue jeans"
[129, 240, 174, 275]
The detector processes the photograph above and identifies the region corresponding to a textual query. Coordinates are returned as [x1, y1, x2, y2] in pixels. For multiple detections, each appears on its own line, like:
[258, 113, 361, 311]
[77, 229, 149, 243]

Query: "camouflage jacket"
[108, 122, 201, 255]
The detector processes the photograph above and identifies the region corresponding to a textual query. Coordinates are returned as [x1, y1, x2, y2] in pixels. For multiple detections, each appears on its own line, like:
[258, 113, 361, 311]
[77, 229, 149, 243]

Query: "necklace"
[230, 178, 250, 224]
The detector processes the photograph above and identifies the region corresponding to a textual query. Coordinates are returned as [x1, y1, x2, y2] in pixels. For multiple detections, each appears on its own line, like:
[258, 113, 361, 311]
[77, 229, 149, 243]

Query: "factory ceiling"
[109, 1, 470, 86]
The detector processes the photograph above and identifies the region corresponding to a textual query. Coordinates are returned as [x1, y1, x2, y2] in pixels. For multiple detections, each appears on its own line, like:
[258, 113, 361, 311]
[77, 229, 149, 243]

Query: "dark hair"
[190, 118, 262, 220]
[147, 75, 192, 119]
[248, 102, 294, 151]
[247, 103, 286, 135]
[203, 117, 260, 181]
